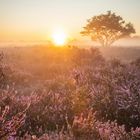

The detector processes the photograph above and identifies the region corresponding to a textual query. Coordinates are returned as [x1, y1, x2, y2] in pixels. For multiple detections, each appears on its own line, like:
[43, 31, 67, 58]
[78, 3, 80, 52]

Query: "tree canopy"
[81, 11, 136, 47]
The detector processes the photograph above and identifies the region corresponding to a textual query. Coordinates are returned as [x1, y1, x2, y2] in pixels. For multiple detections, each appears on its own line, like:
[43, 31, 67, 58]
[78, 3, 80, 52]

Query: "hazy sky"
[0, 0, 140, 42]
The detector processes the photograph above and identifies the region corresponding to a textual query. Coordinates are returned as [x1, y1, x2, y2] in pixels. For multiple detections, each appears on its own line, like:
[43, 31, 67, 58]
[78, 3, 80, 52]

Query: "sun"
[52, 29, 67, 46]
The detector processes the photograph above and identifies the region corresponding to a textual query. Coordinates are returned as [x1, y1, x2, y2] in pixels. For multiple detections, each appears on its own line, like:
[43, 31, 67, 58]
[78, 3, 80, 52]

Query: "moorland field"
[0, 46, 140, 139]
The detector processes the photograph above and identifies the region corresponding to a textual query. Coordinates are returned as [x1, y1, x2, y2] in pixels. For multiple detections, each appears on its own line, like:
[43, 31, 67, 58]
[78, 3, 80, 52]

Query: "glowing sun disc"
[52, 29, 67, 46]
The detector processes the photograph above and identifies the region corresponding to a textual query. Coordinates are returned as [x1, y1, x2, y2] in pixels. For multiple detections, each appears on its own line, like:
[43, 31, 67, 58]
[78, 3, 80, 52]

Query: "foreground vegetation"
[0, 46, 140, 139]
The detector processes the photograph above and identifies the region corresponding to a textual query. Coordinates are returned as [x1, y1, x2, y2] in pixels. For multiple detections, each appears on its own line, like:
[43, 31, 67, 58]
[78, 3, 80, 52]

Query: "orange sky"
[0, 0, 140, 42]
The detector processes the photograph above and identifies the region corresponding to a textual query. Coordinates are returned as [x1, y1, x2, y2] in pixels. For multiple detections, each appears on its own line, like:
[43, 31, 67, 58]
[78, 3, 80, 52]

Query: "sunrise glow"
[52, 29, 67, 46]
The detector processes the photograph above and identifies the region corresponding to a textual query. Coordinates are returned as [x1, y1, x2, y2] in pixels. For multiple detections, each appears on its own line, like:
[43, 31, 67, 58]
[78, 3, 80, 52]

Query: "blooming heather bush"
[35, 113, 140, 140]
[0, 93, 30, 139]
[0, 47, 139, 139]
[85, 60, 140, 130]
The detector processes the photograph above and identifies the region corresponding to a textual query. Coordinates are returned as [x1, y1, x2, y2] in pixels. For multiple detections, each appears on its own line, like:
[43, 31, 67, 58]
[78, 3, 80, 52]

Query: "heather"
[0, 46, 140, 139]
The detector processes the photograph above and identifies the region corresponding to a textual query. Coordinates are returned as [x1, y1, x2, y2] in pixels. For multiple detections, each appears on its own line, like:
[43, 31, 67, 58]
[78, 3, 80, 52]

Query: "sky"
[0, 0, 140, 42]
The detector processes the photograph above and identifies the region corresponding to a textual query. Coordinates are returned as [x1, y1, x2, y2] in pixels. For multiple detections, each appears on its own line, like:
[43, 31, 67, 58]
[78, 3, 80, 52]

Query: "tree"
[81, 11, 135, 47]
